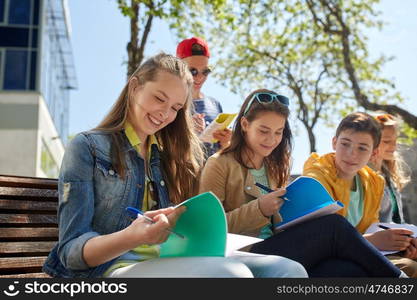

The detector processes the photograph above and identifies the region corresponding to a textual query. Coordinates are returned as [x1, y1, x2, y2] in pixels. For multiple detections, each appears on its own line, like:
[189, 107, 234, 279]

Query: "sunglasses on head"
[243, 92, 289, 115]
[375, 114, 395, 123]
[189, 67, 212, 77]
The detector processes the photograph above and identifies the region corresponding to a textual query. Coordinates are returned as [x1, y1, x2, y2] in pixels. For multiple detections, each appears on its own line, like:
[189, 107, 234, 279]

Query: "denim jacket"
[43, 130, 172, 277]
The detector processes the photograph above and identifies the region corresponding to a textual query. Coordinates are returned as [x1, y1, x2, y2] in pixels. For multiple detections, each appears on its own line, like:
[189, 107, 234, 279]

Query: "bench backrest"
[0, 175, 58, 277]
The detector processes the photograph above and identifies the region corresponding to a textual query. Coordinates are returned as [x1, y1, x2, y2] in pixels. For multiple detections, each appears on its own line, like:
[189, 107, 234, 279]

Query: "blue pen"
[125, 206, 185, 239]
[255, 182, 290, 201]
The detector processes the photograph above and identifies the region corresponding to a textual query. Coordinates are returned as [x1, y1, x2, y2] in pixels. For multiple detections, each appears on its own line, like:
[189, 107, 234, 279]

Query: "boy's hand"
[258, 188, 286, 217]
[366, 228, 413, 251]
[213, 128, 232, 149]
[192, 113, 206, 133]
[402, 238, 417, 259]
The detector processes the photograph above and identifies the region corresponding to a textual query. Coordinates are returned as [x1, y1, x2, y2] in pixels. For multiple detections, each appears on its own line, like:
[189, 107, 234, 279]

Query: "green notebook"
[160, 192, 228, 257]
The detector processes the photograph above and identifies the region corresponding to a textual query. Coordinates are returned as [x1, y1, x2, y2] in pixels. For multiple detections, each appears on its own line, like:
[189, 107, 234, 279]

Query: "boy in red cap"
[177, 37, 232, 157]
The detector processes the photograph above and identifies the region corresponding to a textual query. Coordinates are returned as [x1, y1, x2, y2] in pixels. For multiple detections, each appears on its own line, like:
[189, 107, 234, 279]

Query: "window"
[33, 0, 39, 25]
[0, 50, 2, 88]
[4, 50, 28, 89]
[0, 0, 5, 23]
[9, 0, 31, 25]
[31, 28, 38, 48]
[0, 27, 29, 47]
[29, 50, 36, 89]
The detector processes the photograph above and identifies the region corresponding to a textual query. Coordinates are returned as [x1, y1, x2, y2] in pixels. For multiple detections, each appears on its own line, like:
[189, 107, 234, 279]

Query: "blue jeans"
[107, 256, 308, 278]
[231, 253, 308, 278]
[250, 214, 401, 277]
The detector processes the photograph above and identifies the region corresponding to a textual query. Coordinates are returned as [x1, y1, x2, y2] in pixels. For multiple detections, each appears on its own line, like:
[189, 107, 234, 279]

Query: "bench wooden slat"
[0, 241, 56, 254]
[0, 187, 58, 198]
[0, 256, 47, 269]
[0, 175, 57, 189]
[0, 199, 57, 211]
[0, 176, 58, 278]
[0, 272, 50, 278]
[0, 228, 58, 239]
[0, 214, 57, 225]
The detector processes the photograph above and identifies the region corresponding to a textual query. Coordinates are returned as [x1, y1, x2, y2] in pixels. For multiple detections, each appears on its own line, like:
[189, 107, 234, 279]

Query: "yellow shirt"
[303, 152, 384, 234]
[124, 122, 161, 211]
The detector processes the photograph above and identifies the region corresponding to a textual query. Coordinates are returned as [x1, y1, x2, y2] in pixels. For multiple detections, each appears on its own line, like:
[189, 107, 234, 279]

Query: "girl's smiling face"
[241, 111, 286, 164]
[129, 71, 187, 140]
[377, 126, 398, 161]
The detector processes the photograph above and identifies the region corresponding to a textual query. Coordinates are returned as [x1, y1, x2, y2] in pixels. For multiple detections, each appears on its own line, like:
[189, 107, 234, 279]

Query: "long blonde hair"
[95, 53, 204, 204]
[374, 113, 410, 191]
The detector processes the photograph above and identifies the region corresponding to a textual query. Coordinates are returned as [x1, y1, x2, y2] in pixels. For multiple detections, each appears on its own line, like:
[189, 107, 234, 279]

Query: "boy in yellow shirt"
[303, 112, 415, 277]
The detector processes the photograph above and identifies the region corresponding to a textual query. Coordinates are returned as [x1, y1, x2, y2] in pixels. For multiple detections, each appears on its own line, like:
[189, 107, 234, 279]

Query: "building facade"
[0, 0, 76, 178]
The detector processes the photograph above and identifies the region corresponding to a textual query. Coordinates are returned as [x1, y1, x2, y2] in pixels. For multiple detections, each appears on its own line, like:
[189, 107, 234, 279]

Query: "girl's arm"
[83, 207, 184, 267]
[56, 134, 100, 270]
[56, 134, 183, 270]
[199, 156, 270, 234]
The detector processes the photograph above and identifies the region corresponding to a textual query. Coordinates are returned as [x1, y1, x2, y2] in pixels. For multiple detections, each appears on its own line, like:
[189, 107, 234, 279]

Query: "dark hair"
[335, 112, 381, 148]
[191, 43, 206, 56]
[222, 89, 293, 187]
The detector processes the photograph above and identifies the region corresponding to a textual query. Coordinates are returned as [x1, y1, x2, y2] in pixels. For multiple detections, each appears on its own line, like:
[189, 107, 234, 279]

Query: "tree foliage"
[169, 0, 416, 151]
[117, 0, 227, 76]
[170, 0, 351, 151]
[305, 0, 417, 130]
[117, 0, 417, 150]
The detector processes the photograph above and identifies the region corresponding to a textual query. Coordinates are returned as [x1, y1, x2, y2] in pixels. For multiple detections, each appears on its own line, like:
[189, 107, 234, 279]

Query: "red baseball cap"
[176, 37, 210, 59]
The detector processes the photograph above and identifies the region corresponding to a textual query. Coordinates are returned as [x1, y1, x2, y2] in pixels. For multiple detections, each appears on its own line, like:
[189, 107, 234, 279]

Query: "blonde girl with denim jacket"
[43, 53, 307, 278]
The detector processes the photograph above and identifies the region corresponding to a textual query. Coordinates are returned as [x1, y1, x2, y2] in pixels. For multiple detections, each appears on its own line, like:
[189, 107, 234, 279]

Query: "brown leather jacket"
[199, 151, 282, 237]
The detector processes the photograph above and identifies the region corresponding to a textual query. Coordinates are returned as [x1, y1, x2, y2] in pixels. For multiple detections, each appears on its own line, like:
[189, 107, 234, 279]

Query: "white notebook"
[365, 222, 417, 255]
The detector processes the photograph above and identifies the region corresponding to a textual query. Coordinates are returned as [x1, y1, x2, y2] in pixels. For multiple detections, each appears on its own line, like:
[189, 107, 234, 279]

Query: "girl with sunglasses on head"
[199, 89, 406, 277]
[177, 37, 232, 157]
[369, 113, 417, 277]
[42, 53, 308, 278]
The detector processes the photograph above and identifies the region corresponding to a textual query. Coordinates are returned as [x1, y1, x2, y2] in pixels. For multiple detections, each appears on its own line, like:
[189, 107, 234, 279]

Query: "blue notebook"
[275, 176, 344, 230]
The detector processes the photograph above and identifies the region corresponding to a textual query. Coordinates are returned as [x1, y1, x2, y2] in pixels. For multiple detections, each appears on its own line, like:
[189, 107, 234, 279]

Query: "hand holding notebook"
[199, 113, 237, 143]
[273, 176, 344, 230]
[159, 192, 262, 257]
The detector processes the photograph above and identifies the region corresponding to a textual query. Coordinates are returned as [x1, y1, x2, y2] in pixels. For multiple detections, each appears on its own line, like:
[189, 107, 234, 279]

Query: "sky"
[67, 0, 417, 174]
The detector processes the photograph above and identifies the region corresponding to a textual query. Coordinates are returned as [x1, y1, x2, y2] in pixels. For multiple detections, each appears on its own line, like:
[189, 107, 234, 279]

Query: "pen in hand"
[378, 224, 413, 238]
[255, 182, 290, 201]
[125, 206, 185, 239]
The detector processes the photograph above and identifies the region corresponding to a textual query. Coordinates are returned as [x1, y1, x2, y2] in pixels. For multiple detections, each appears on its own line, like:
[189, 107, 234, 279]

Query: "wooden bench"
[0, 175, 58, 278]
